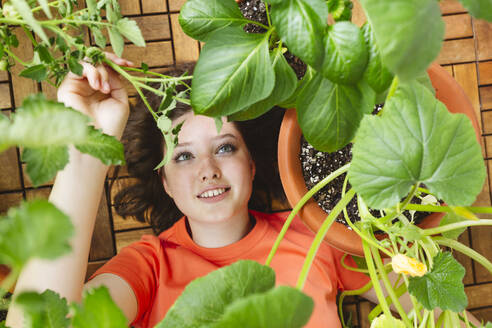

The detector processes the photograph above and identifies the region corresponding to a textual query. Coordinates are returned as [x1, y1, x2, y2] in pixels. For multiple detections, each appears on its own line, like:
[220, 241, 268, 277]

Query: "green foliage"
[19, 64, 48, 82]
[22, 146, 69, 187]
[74, 126, 126, 166]
[116, 18, 146, 47]
[457, 0, 492, 22]
[0, 199, 73, 271]
[349, 81, 486, 209]
[157, 260, 276, 327]
[408, 252, 468, 312]
[15, 290, 69, 328]
[359, 0, 444, 81]
[439, 213, 467, 240]
[10, 0, 49, 44]
[370, 314, 405, 328]
[71, 287, 127, 328]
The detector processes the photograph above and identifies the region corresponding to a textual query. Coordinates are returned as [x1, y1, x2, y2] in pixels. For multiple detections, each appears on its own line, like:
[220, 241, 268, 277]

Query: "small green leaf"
[457, 0, 492, 21]
[0, 200, 73, 270]
[359, 0, 444, 81]
[35, 45, 53, 63]
[370, 314, 406, 328]
[74, 126, 125, 166]
[91, 27, 107, 49]
[22, 146, 69, 187]
[11, 0, 49, 44]
[348, 82, 486, 209]
[214, 117, 223, 134]
[108, 27, 124, 58]
[15, 290, 69, 328]
[271, 0, 328, 70]
[154, 133, 174, 170]
[322, 21, 368, 84]
[68, 56, 83, 76]
[19, 64, 48, 82]
[86, 0, 97, 15]
[71, 286, 127, 328]
[156, 260, 275, 327]
[212, 286, 314, 328]
[157, 115, 172, 132]
[179, 0, 247, 42]
[37, 0, 52, 18]
[439, 212, 467, 240]
[191, 28, 274, 117]
[105, 1, 118, 23]
[116, 18, 145, 47]
[229, 48, 297, 121]
[409, 252, 467, 312]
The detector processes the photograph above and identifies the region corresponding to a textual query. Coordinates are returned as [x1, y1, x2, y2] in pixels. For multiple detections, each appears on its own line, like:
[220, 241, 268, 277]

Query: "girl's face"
[162, 112, 255, 225]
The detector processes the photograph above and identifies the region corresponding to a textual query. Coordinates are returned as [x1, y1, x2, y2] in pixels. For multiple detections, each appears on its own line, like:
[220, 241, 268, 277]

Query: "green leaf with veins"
[271, 0, 328, 70]
[297, 72, 372, 152]
[71, 286, 127, 328]
[179, 0, 247, 42]
[156, 260, 275, 327]
[22, 146, 69, 187]
[439, 212, 467, 240]
[108, 27, 124, 58]
[359, 0, 444, 81]
[229, 48, 297, 121]
[75, 126, 125, 166]
[11, 0, 49, 44]
[277, 66, 315, 109]
[408, 252, 467, 312]
[416, 71, 435, 95]
[212, 286, 314, 328]
[191, 27, 274, 117]
[8, 94, 89, 148]
[15, 290, 69, 328]
[348, 81, 485, 209]
[322, 21, 368, 84]
[0, 199, 73, 270]
[68, 56, 83, 76]
[86, 0, 97, 15]
[117, 18, 145, 47]
[20, 64, 48, 82]
[457, 0, 492, 21]
[91, 27, 107, 49]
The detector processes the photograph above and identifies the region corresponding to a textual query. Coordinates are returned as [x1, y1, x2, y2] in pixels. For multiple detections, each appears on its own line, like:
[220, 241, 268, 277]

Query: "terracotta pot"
[278, 63, 482, 257]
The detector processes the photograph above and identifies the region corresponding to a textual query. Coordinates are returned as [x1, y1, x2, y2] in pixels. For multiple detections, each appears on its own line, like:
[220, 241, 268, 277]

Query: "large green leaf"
[191, 28, 274, 117]
[108, 27, 124, 58]
[438, 213, 467, 240]
[229, 48, 297, 121]
[19, 64, 48, 82]
[11, 0, 49, 44]
[359, 0, 444, 81]
[0, 200, 73, 270]
[179, 0, 247, 42]
[348, 82, 486, 209]
[361, 23, 393, 94]
[408, 252, 467, 312]
[116, 18, 145, 47]
[458, 0, 492, 21]
[277, 66, 315, 108]
[212, 286, 314, 328]
[71, 287, 127, 328]
[322, 21, 368, 84]
[15, 290, 69, 328]
[271, 0, 328, 70]
[157, 260, 275, 328]
[75, 126, 125, 166]
[8, 94, 89, 148]
[297, 72, 370, 152]
[22, 146, 69, 187]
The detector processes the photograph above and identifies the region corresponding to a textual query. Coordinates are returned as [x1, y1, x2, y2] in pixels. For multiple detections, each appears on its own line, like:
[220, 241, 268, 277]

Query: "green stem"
[406, 203, 492, 214]
[434, 236, 492, 274]
[41, 19, 114, 28]
[368, 283, 407, 321]
[296, 189, 356, 290]
[131, 76, 193, 83]
[264, 2, 272, 27]
[245, 18, 269, 30]
[338, 280, 373, 328]
[422, 219, 492, 236]
[134, 81, 170, 97]
[385, 76, 399, 103]
[22, 25, 38, 47]
[265, 163, 350, 266]
[4, 48, 29, 66]
[31, 0, 60, 13]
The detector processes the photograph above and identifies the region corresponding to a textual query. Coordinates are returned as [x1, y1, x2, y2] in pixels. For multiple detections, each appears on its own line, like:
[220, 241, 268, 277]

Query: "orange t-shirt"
[90, 210, 369, 327]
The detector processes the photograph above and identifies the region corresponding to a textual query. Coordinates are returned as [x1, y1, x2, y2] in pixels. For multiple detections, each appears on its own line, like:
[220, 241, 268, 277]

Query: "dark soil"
[0, 292, 11, 322]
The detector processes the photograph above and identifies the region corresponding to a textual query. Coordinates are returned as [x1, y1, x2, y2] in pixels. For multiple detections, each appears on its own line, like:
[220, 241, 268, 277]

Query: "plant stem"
[131, 76, 192, 83]
[368, 283, 407, 321]
[41, 19, 114, 28]
[296, 189, 356, 290]
[31, 0, 60, 13]
[385, 76, 399, 103]
[422, 219, 492, 236]
[264, 1, 272, 28]
[434, 236, 492, 274]
[4, 48, 29, 66]
[22, 26, 38, 47]
[265, 163, 350, 266]
[406, 203, 492, 214]
[338, 280, 373, 328]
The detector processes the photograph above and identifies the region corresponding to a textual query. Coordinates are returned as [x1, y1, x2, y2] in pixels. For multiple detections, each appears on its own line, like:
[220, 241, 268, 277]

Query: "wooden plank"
[474, 19, 492, 61]
[436, 39, 476, 65]
[22, 163, 55, 188]
[470, 307, 492, 324]
[119, 0, 140, 15]
[351, 0, 366, 27]
[479, 61, 492, 86]
[40, 81, 58, 101]
[0, 192, 23, 215]
[440, 0, 467, 14]
[444, 14, 473, 40]
[455, 228, 475, 285]
[442, 65, 454, 76]
[88, 192, 115, 261]
[107, 41, 173, 68]
[470, 226, 492, 283]
[453, 64, 481, 130]
[171, 14, 200, 63]
[169, 0, 186, 11]
[473, 161, 491, 206]
[109, 178, 139, 205]
[115, 228, 154, 253]
[107, 165, 129, 179]
[85, 260, 107, 282]
[142, 0, 167, 13]
[112, 206, 152, 231]
[358, 301, 373, 328]
[25, 187, 51, 200]
[480, 86, 492, 110]
[0, 148, 21, 192]
[466, 282, 492, 308]
[482, 110, 492, 133]
[0, 71, 8, 82]
[341, 303, 359, 327]
[132, 15, 171, 41]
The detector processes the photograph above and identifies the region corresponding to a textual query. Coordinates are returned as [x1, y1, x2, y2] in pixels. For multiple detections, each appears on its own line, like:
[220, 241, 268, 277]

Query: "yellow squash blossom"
[391, 254, 427, 277]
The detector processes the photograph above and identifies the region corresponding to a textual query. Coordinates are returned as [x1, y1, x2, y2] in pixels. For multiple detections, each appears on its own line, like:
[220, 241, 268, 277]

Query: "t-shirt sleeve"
[331, 247, 371, 291]
[87, 234, 163, 324]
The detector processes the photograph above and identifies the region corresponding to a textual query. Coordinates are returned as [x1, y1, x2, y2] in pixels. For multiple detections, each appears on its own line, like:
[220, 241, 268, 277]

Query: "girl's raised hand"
[57, 53, 134, 140]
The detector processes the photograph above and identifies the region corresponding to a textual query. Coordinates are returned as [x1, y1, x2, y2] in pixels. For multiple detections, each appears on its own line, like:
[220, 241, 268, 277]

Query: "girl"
[6, 55, 481, 328]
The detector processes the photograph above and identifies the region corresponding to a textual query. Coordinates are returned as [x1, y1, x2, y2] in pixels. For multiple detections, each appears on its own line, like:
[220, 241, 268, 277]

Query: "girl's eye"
[217, 143, 236, 154]
[174, 152, 193, 162]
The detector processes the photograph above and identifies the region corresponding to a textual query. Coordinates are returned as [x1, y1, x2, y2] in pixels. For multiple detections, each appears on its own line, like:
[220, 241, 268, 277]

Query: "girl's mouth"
[197, 187, 231, 202]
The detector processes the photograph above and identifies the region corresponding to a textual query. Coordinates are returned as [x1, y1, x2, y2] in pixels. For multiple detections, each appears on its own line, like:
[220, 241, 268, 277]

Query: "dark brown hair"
[113, 64, 286, 234]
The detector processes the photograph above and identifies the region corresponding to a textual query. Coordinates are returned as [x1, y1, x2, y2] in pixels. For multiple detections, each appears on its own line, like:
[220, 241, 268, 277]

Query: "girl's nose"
[199, 157, 221, 181]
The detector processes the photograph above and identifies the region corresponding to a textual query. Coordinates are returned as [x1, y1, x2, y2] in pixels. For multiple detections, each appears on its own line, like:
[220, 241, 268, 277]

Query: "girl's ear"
[161, 169, 173, 199]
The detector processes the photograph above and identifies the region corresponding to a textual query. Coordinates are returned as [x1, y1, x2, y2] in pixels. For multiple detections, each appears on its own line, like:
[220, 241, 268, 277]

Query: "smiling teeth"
[199, 188, 226, 198]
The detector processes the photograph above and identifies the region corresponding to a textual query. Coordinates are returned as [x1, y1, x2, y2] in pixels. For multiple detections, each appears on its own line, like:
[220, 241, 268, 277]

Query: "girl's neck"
[186, 211, 255, 248]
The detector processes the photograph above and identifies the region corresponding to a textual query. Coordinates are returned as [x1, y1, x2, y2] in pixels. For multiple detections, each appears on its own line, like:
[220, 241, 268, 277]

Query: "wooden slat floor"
[0, 0, 490, 326]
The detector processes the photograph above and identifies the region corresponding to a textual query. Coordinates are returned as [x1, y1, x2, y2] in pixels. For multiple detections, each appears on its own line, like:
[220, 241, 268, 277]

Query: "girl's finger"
[81, 61, 101, 91]
[96, 64, 110, 94]
[104, 52, 135, 67]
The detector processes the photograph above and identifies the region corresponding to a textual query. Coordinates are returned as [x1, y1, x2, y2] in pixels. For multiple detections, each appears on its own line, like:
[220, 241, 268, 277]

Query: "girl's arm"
[6, 55, 137, 326]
